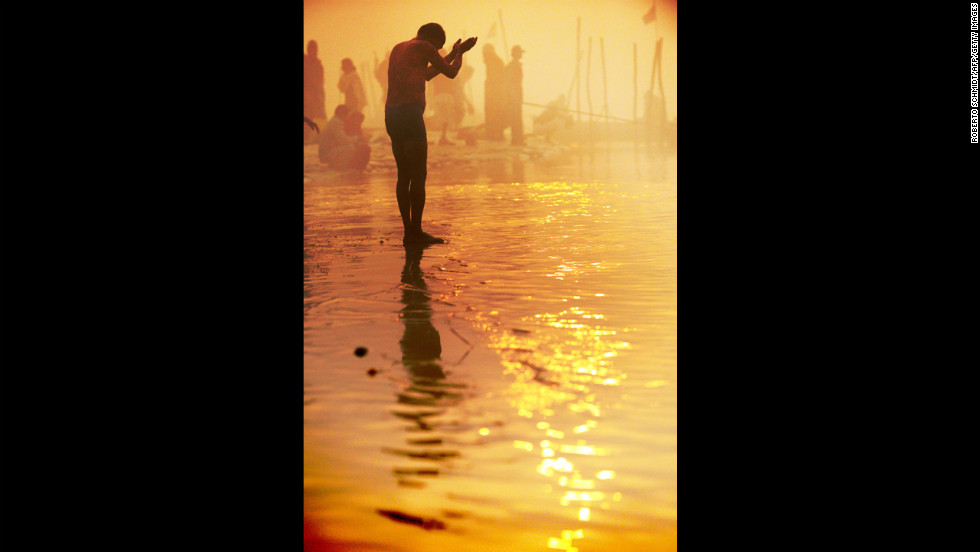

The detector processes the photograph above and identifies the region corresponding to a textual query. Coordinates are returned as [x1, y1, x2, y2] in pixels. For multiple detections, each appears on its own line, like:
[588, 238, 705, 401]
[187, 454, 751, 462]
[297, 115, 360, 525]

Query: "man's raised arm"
[424, 37, 477, 81]
[424, 45, 461, 81]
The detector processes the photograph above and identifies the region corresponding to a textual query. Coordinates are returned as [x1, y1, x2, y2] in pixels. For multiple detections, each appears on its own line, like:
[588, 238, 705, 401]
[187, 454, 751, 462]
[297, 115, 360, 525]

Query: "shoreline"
[304, 122, 675, 178]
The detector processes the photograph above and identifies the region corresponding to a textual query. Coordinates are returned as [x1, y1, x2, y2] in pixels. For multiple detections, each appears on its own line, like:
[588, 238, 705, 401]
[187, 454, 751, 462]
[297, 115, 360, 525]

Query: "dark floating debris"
[367, 368, 378, 377]
[512, 328, 531, 334]
[354, 347, 368, 357]
[397, 479, 426, 489]
[376, 509, 446, 531]
[407, 437, 443, 445]
[393, 468, 439, 476]
[381, 447, 460, 460]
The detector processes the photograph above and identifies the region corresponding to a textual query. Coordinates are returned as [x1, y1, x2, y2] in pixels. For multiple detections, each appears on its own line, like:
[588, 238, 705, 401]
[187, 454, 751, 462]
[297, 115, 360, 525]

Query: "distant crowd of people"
[481, 44, 526, 146]
[304, 40, 371, 171]
[303, 35, 534, 170]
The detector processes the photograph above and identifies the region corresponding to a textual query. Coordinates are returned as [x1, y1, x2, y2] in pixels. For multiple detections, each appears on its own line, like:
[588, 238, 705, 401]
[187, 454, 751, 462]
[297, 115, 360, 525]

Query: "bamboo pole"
[586, 36, 592, 126]
[499, 9, 509, 63]
[576, 17, 581, 123]
[522, 102, 636, 123]
[567, 25, 582, 109]
[600, 37, 608, 120]
[650, 40, 658, 94]
[655, 37, 666, 141]
[633, 42, 637, 122]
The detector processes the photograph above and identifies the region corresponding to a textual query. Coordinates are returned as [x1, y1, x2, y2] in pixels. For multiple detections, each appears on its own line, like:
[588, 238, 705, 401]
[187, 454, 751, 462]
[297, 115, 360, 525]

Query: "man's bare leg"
[392, 140, 414, 236]
[439, 121, 453, 145]
[395, 141, 444, 243]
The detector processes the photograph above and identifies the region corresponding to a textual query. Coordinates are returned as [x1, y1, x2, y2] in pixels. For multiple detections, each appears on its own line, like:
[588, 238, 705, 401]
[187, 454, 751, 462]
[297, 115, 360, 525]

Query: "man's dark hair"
[334, 104, 350, 117]
[417, 23, 446, 44]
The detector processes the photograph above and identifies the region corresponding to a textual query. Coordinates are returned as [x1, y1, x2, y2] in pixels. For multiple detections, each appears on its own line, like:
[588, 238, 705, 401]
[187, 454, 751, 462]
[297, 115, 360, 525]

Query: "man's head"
[307, 40, 318, 57]
[341, 58, 356, 73]
[334, 104, 351, 119]
[416, 23, 446, 49]
[512, 45, 525, 60]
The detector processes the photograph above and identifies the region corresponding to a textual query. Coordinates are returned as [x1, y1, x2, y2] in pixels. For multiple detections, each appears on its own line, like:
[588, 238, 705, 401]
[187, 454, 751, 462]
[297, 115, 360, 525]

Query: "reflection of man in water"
[399, 245, 443, 381]
[385, 23, 477, 245]
[391, 245, 464, 485]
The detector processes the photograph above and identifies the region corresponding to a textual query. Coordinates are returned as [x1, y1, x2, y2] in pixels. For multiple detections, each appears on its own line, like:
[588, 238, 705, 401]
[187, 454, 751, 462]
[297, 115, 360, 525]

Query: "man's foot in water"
[418, 231, 445, 244]
[403, 230, 445, 244]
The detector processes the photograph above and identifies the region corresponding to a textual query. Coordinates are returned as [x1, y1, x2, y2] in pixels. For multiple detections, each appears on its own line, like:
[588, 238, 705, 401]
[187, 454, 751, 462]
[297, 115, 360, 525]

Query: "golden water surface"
[304, 143, 676, 551]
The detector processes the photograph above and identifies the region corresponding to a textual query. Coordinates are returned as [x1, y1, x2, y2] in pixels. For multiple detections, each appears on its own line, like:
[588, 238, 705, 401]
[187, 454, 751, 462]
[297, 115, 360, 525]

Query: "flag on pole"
[643, 1, 656, 24]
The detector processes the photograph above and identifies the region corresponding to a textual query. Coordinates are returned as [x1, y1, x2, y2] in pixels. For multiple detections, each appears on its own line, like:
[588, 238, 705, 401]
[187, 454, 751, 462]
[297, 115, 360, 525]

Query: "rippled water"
[304, 143, 676, 551]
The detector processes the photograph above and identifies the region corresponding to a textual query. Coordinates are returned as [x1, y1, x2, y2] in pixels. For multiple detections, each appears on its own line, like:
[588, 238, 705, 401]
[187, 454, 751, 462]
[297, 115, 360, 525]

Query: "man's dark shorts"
[385, 104, 427, 142]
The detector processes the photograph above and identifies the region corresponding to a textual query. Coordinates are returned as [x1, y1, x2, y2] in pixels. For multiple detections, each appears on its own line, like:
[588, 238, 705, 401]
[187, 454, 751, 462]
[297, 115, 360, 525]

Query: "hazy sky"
[304, 0, 676, 125]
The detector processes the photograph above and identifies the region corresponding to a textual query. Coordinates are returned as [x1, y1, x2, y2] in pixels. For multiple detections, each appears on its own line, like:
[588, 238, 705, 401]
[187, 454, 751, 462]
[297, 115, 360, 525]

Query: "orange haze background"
[304, 0, 676, 126]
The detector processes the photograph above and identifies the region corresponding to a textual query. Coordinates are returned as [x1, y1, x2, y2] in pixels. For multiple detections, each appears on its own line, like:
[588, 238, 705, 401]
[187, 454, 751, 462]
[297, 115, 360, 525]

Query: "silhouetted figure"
[346, 110, 371, 149]
[344, 110, 366, 139]
[338, 58, 367, 114]
[319, 105, 370, 171]
[533, 94, 573, 144]
[454, 65, 476, 128]
[505, 45, 525, 146]
[385, 23, 477, 245]
[344, 111, 372, 168]
[481, 44, 506, 141]
[429, 48, 458, 145]
[304, 41, 326, 141]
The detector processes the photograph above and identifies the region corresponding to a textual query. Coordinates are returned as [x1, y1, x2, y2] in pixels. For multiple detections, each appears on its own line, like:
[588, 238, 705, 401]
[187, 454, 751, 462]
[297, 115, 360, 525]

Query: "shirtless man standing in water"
[386, 23, 477, 244]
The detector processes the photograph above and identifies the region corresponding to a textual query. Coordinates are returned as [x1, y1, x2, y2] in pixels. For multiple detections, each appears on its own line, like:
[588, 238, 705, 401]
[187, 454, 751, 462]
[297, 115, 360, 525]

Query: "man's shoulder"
[395, 39, 434, 53]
